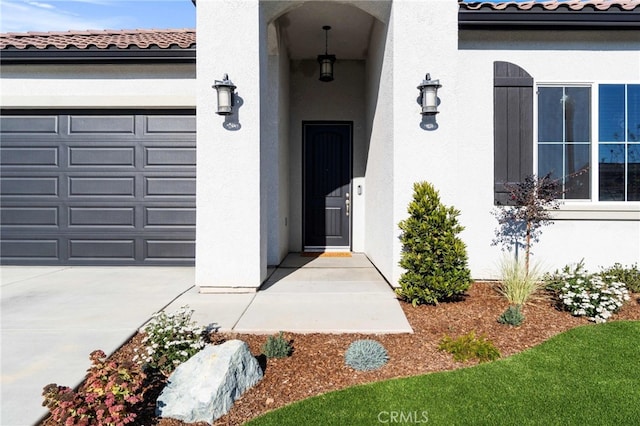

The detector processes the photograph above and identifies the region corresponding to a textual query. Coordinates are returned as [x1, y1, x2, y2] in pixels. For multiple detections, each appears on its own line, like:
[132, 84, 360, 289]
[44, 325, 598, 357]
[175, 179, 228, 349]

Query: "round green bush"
[497, 304, 525, 326]
[344, 339, 389, 371]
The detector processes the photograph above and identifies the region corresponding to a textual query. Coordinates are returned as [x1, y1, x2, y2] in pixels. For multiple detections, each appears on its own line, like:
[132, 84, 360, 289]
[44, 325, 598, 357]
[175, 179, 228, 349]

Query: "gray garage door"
[0, 110, 196, 265]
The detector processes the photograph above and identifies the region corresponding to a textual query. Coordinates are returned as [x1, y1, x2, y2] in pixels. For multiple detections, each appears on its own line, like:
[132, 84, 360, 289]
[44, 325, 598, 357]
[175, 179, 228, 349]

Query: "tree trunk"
[525, 221, 532, 276]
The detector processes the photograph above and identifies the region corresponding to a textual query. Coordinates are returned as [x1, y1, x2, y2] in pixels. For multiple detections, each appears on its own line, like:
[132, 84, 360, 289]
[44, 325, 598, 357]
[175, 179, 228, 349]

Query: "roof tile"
[460, 0, 640, 11]
[0, 29, 195, 50]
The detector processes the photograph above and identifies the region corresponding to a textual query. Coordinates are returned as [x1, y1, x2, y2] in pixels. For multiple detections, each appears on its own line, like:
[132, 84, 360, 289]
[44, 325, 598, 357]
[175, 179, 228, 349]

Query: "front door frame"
[302, 121, 353, 251]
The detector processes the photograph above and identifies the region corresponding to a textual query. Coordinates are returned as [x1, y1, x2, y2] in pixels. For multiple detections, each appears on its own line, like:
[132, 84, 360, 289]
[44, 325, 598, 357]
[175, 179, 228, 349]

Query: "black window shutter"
[494, 61, 534, 205]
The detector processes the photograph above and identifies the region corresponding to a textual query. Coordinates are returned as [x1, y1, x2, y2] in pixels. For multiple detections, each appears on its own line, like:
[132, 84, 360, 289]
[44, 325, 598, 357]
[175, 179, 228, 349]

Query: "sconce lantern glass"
[417, 73, 442, 115]
[212, 74, 236, 115]
[317, 25, 336, 82]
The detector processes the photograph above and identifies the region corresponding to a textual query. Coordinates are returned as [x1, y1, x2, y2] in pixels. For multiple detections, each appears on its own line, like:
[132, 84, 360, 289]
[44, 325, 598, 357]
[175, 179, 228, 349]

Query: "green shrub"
[261, 332, 292, 358]
[438, 331, 500, 363]
[396, 181, 472, 306]
[134, 305, 206, 375]
[496, 256, 542, 305]
[43, 350, 145, 426]
[344, 340, 389, 371]
[599, 263, 640, 293]
[498, 305, 525, 326]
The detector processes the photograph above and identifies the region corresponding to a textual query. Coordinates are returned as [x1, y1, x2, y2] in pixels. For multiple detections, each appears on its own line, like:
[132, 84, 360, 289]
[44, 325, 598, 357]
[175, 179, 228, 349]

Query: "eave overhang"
[0, 46, 196, 64]
[459, 4, 640, 30]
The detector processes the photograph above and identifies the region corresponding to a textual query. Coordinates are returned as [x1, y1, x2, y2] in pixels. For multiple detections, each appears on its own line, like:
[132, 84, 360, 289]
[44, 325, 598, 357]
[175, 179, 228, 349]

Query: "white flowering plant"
[133, 305, 207, 375]
[546, 261, 630, 323]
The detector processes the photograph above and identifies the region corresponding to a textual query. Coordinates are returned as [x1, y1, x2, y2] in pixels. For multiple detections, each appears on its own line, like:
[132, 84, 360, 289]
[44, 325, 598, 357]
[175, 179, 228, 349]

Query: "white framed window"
[598, 84, 640, 202]
[537, 83, 640, 203]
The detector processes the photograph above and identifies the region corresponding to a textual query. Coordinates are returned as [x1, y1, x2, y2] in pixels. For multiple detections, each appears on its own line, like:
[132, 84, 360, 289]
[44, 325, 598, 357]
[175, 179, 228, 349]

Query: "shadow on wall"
[223, 95, 244, 131]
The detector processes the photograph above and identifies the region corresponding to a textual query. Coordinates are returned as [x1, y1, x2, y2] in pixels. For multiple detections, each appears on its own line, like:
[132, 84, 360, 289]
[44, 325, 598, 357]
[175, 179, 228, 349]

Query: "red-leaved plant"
[42, 350, 145, 426]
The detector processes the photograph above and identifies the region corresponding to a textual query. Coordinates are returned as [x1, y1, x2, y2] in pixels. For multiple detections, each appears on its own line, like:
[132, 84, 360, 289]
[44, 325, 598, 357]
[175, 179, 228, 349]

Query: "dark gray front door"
[303, 122, 351, 248]
[0, 110, 196, 265]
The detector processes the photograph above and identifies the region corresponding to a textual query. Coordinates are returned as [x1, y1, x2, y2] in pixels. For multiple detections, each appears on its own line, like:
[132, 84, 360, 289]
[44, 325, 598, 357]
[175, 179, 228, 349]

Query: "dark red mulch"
[40, 282, 640, 426]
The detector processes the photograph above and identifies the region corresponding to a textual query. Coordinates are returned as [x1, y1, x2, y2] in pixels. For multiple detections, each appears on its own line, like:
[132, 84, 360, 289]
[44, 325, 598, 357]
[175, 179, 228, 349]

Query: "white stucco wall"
[364, 15, 395, 283]
[389, 0, 462, 285]
[456, 30, 640, 278]
[0, 63, 195, 108]
[368, 2, 640, 285]
[196, 0, 267, 291]
[262, 19, 291, 266]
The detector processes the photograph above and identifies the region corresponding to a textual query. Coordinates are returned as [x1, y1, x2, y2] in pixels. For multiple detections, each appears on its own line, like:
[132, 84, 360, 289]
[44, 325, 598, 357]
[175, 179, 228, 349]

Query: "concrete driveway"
[1, 254, 410, 425]
[1, 266, 195, 426]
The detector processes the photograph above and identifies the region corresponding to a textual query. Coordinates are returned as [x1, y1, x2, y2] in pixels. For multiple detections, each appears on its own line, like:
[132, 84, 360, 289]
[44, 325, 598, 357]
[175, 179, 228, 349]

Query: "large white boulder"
[156, 339, 263, 424]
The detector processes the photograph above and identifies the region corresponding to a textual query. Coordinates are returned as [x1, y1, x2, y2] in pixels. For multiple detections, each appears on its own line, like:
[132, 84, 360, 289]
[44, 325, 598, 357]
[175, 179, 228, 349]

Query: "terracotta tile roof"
[0, 29, 195, 50]
[460, 0, 640, 11]
[459, 0, 640, 28]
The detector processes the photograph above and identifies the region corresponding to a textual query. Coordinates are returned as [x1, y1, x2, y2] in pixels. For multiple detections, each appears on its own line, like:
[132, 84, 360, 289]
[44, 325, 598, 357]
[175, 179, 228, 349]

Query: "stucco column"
[196, 0, 266, 292]
[390, 0, 460, 286]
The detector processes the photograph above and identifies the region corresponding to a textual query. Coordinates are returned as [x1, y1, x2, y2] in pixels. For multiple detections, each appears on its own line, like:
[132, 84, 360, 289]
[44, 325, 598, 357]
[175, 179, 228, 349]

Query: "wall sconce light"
[212, 73, 236, 115]
[317, 26, 336, 82]
[417, 73, 442, 115]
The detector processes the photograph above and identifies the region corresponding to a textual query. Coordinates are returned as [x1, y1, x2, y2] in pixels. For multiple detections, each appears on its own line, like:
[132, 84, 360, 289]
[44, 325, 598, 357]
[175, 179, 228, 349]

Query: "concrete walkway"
[1, 254, 411, 426]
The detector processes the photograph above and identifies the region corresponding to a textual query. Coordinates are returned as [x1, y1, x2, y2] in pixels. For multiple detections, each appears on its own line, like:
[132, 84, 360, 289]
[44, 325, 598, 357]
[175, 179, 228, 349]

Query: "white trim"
[552, 203, 640, 220]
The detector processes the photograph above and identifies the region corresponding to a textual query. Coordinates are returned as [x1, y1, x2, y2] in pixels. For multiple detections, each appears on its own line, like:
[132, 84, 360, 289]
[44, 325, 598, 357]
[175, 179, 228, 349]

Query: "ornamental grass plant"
[495, 256, 543, 305]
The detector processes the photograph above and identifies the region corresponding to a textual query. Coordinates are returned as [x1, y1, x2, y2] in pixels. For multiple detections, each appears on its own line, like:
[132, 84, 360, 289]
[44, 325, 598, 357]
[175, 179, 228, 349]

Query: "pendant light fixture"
[317, 25, 336, 82]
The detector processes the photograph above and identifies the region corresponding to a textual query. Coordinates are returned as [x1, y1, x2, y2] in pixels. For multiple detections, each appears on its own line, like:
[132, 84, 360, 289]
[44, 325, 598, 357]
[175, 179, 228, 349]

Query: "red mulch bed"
[40, 282, 640, 426]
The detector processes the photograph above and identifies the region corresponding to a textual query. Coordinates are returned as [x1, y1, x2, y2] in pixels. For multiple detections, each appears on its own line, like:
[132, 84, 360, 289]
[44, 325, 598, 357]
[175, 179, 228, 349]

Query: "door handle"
[345, 192, 350, 217]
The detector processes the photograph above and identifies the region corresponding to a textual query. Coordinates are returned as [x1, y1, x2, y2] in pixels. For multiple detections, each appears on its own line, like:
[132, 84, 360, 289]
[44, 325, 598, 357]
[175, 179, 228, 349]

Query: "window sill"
[551, 203, 640, 221]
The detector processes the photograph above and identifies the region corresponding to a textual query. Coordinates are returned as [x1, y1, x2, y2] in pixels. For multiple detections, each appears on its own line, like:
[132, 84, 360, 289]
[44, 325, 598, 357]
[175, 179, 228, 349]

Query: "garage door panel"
[69, 239, 136, 259]
[145, 147, 196, 166]
[69, 207, 135, 227]
[69, 115, 135, 134]
[69, 147, 135, 167]
[1, 177, 59, 196]
[1, 239, 59, 259]
[1, 207, 59, 226]
[1, 110, 195, 265]
[69, 177, 136, 197]
[1, 147, 59, 166]
[145, 115, 196, 133]
[0, 116, 59, 134]
[145, 177, 196, 196]
[146, 240, 196, 259]
[145, 207, 196, 227]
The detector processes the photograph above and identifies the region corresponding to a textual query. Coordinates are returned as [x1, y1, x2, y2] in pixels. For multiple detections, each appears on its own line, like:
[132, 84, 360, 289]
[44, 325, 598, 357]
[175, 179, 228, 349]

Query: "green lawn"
[247, 321, 640, 426]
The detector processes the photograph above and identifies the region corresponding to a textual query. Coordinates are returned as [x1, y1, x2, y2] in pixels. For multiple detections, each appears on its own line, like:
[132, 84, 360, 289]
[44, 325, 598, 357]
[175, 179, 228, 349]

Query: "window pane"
[628, 85, 640, 142]
[628, 144, 640, 201]
[538, 87, 563, 142]
[599, 144, 625, 201]
[599, 84, 625, 142]
[538, 144, 563, 181]
[565, 144, 590, 199]
[565, 87, 591, 142]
